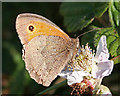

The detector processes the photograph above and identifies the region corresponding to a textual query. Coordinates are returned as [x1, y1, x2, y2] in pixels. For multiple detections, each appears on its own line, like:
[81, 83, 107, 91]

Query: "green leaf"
[109, 37, 120, 56]
[94, 2, 109, 17]
[60, 2, 109, 32]
[114, 1, 120, 12]
[111, 55, 120, 64]
[109, 1, 120, 27]
[94, 27, 120, 57]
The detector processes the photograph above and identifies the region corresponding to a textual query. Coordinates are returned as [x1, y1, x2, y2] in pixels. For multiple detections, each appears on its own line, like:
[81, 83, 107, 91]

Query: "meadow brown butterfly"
[16, 13, 79, 86]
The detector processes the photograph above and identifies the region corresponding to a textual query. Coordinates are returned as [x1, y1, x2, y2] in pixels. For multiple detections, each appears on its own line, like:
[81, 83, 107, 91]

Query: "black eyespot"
[29, 25, 34, 31]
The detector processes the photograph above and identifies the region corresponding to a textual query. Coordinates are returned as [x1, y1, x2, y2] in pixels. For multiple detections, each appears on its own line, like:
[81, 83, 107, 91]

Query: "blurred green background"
[2, 2, 120, 95]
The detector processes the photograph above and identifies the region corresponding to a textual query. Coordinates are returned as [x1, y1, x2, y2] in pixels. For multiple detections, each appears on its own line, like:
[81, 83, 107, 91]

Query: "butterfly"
[16, 13, 79, 86]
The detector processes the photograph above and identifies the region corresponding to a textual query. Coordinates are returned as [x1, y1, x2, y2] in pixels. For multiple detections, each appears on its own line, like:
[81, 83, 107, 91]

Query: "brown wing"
[23, 35, 74, 86]
[16, 13, 70, 45]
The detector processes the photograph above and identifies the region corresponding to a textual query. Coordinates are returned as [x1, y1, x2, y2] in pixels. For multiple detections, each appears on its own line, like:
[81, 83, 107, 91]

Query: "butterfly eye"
[29, 25, 34, 32]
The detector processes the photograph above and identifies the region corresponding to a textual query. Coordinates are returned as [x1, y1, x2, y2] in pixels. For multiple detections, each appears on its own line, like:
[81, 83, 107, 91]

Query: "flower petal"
[67, 71, 89, 85]
[92, 60, 114, 78]
[58, 68, 72, 78]
[95, 35, 109, 62]
[59, 69, 89, 85]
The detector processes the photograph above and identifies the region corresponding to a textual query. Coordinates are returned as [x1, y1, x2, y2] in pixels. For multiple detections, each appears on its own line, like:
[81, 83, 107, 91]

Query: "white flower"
[92, 35, 114, 79]
[58, 35, 114, 86]
[59, 70, 89, 85]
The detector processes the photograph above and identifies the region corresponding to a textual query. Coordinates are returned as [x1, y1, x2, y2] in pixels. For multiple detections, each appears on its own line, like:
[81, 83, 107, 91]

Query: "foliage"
[60, 2, 120, 64]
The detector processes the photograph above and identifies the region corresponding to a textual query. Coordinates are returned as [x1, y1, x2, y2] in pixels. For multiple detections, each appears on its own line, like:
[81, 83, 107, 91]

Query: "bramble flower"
[58, 35, 114, 95]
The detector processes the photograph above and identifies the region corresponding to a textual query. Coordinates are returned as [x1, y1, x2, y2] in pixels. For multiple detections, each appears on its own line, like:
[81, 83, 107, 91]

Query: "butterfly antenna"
[77, 28, 102, 38]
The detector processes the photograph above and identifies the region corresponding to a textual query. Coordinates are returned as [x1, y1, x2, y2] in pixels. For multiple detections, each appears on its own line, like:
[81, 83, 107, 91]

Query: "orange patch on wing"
[26, 21, 70, 42]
